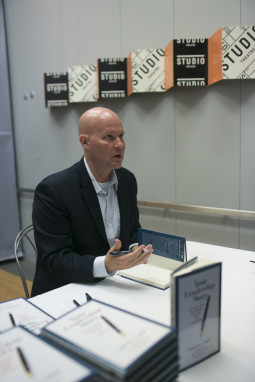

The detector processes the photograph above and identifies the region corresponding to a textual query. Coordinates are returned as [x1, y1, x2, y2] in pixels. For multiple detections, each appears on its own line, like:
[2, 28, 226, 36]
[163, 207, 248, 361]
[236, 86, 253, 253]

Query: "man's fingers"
[105, 243, 153, 273]
[109, 239, 122, 253]
[121, 247, 152, 267]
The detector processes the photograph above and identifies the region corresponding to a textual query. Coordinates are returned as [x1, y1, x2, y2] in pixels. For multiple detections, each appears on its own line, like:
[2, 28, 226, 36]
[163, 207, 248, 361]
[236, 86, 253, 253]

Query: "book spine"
[170, 276, 176, 328]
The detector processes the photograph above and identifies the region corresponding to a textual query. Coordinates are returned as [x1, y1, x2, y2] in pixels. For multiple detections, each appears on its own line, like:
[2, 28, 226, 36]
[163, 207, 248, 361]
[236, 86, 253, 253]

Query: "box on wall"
[165, 38, 208, 89]
[44, 72, 69, 107]
[97, 58, 127, 99]
[164, 41, 174, 91]
[127, 48, 165, 95]
[209, 26, 255, 84]
[68, 65, 98, 103]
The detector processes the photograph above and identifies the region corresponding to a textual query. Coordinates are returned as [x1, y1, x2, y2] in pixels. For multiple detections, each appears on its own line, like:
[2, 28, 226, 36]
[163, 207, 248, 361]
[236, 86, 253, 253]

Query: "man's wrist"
[93, 256, 115, 277]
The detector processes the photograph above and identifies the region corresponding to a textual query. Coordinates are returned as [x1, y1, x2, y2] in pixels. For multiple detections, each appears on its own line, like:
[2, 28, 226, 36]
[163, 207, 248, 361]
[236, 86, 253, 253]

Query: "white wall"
[3, 0, 255, 261]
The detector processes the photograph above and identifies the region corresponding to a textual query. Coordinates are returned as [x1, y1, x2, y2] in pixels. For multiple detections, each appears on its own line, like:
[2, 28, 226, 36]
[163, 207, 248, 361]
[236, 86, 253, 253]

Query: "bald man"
[31, 107, 152, 297]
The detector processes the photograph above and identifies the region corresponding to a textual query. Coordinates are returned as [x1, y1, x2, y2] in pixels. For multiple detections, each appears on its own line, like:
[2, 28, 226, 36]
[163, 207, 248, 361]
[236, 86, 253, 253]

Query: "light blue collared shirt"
[83, 157, 120, 277]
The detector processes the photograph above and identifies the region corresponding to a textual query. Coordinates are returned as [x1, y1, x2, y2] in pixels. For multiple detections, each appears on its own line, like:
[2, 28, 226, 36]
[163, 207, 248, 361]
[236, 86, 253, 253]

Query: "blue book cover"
[138, 228, 187, 263]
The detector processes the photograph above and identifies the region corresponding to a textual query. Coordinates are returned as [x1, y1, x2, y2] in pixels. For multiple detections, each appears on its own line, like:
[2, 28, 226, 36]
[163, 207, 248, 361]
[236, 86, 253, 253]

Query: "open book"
[171, 257, 222, 371]
[118, 229, 187, 289]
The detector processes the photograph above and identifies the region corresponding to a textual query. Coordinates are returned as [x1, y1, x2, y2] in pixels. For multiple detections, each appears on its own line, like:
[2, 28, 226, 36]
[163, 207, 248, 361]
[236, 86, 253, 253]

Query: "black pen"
[85, 293, 92, 302]
[250, 260, 255, 263]
[73, 299, 80, 307]
[16, 347, 32, 376]
[200, 295, 210, 336]
[101, 315, 125, 336]
[9, 312, 16, 327]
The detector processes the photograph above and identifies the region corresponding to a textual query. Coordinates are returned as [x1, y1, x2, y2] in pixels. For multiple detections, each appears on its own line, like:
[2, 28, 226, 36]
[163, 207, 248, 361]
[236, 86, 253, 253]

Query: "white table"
[30, 241, 255, 382]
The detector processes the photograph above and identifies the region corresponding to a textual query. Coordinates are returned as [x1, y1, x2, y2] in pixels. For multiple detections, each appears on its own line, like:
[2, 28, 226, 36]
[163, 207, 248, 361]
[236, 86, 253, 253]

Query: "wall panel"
[174, 0, 241, 37]
[3, 0, 255, 254]
[0, 0, 20, 261]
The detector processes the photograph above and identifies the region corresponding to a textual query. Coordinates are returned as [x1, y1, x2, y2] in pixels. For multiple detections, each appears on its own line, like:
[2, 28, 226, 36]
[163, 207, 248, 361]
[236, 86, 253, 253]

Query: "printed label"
[131, 49, 165, 93]
[68, 65, 97, 102]
[174, 39, 208, 86]
[222, 26, 255, 79]
[97, 58, 127, 98]
[44, 72, 69, 107]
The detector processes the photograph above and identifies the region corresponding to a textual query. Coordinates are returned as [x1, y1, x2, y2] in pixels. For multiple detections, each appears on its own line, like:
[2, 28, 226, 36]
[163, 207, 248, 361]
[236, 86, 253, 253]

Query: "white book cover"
[0, 298, 53, 335]
[0, 326, 95, 381]
[42, 300, 173, 375]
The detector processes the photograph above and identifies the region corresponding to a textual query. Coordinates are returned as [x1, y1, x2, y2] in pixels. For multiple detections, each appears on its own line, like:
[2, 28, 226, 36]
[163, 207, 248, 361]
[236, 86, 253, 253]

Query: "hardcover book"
[68, 65, 98, 103]
[127, 48, 165, 95]
[0, 297, 54, 334]
[0, 326, 96, 381]
[44, 72, 69, 107]
[42, 299, 178, 381]
[118, 228, 187, 289]
[171, 257, 221, 371]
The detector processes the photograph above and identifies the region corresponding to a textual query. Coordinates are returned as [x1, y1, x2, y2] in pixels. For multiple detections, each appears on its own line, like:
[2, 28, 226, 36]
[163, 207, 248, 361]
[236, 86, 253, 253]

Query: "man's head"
[79, 107, 125, 182]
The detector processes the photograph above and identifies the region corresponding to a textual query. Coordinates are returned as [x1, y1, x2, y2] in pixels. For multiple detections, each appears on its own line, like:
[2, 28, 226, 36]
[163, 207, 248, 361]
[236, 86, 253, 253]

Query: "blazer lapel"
[116, 171, 128, 242]
[78, 159, 108, 243]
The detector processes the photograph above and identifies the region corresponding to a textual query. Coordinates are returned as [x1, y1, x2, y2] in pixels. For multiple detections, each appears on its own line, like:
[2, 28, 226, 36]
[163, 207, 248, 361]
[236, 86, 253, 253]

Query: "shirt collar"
[83, 156, 118, 194]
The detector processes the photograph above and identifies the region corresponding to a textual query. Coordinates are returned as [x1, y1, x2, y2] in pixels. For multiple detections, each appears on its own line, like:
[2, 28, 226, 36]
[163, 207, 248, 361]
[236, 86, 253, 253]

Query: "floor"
[0, 258, 35, 281]
[0, 259, 35, 301]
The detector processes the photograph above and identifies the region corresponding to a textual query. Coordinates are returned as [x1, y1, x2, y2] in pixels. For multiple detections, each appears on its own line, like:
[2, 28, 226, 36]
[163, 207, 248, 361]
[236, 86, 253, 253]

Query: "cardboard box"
[127, 48, 165, 95]
[209, 26, 255, 84]
[44, 72, 69, 107]
[68, 65, 97, 103]
[97, 58, 127, 99]
[165, 38, 208, 89]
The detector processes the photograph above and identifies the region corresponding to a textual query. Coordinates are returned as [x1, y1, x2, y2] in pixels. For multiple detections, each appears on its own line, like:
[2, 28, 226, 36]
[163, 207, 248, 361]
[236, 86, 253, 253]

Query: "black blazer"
[31, 158, 140, 296]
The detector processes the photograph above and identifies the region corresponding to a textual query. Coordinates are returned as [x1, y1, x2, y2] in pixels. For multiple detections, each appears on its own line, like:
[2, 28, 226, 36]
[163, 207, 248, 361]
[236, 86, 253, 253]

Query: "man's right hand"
[105, 239, 153, 274]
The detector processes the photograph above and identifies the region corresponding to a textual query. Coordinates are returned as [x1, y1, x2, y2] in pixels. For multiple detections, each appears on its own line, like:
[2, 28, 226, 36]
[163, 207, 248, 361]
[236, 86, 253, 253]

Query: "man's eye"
[104, 134, 113, 140]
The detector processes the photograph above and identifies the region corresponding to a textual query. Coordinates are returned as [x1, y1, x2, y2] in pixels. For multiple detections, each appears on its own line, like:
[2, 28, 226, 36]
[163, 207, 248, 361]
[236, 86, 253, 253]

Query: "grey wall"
[3, 0, 255, 261]
[0, 0, 20, 261]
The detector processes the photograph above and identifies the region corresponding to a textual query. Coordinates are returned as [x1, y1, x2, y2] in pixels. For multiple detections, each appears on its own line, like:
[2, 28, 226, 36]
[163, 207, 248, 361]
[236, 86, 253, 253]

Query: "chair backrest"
[14, 225, 37, 298]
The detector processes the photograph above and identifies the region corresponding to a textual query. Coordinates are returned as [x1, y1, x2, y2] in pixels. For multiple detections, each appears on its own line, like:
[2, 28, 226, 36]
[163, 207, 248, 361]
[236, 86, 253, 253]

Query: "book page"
[0, 327, 93, 382]
[43, 300, 171, 370]
[147, 253, 184, 271]
[0, 298, 53, 334]
[118, 263, 172, 288]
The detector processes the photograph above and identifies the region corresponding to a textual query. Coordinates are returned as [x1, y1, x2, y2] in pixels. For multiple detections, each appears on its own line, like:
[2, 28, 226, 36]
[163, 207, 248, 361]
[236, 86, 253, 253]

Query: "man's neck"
[84, 157, 112, 183]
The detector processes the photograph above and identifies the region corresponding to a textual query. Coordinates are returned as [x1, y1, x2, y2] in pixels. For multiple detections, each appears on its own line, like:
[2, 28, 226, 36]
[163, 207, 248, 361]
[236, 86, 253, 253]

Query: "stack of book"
[0, 326, 97, 381]
[0, 297, 54, 334]
[41, 300, 178, 381]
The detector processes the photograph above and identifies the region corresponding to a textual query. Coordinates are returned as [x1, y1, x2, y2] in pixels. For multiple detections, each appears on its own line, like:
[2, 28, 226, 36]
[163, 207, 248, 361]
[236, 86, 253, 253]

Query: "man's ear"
[79, 134, 88, 148]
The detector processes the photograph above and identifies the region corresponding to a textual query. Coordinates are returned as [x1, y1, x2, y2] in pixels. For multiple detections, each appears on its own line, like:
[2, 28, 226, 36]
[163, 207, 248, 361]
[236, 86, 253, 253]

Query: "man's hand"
[105, 239, 153, 274]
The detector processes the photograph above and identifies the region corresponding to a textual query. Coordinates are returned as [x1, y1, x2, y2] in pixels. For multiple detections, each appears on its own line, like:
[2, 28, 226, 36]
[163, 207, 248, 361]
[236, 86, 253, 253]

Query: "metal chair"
[14, 225, 37, 298]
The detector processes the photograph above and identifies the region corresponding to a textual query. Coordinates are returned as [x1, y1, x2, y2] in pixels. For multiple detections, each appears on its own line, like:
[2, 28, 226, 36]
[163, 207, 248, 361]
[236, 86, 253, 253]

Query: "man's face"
[84, 112, 125, 176]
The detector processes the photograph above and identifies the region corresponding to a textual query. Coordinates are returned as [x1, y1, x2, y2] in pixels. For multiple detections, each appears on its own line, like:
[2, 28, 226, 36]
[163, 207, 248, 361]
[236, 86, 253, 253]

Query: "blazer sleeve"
[32, 178, 104, 294]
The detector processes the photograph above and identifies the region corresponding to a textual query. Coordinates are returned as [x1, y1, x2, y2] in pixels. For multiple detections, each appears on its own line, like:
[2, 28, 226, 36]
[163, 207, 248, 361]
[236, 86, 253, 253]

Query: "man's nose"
[114, 137, 124, 148]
